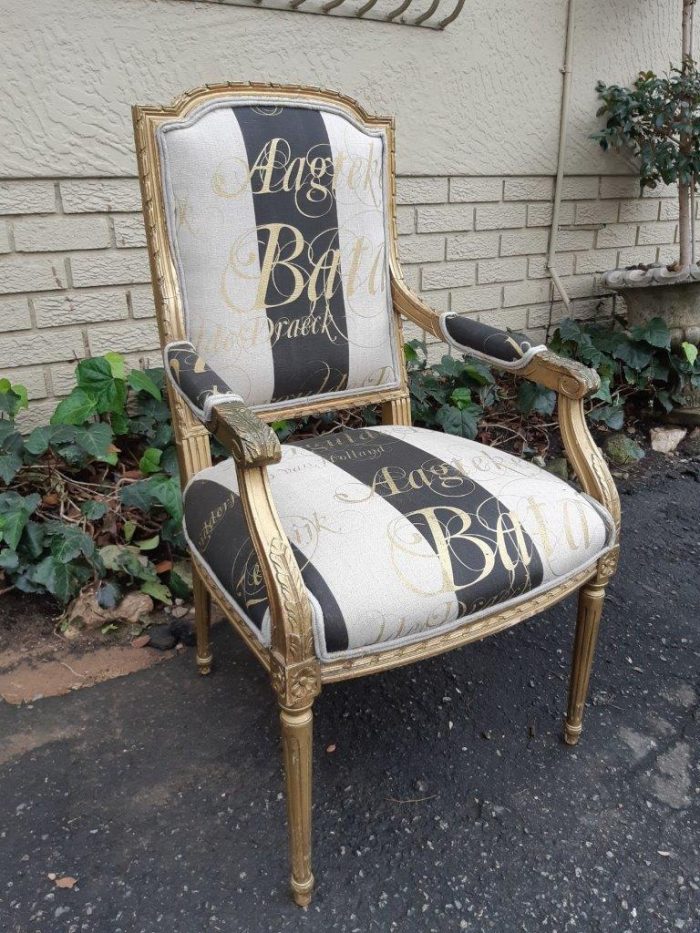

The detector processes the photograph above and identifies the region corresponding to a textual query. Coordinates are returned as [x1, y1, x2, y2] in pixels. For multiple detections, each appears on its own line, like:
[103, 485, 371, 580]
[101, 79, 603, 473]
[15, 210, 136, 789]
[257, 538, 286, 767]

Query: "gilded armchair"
[132, 83, 620, 907]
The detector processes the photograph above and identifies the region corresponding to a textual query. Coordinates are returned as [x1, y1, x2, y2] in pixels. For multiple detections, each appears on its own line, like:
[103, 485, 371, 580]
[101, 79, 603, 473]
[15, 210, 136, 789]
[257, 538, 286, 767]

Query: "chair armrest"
[392, 281, 600, 399]
[164, 340, 281, 468]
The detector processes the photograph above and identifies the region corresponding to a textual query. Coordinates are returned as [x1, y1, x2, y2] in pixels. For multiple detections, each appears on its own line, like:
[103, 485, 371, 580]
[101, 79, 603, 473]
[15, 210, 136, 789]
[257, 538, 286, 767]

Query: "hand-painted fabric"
[440, 313, 546, 370]
[183, 425, 615, 661]
[157, 100, 401, 410]
[164, 340, 242, 421]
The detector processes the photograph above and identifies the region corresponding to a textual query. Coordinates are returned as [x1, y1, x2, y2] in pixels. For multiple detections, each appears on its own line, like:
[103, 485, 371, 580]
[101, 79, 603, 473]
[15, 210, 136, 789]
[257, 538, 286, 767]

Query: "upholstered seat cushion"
[183, 426, 614, 662]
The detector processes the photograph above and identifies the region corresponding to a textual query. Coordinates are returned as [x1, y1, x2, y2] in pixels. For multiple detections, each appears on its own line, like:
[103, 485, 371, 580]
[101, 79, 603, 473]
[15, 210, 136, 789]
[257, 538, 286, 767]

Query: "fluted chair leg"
[564, 581, 607, 745]
[193, 567, 213, 675]
[280, 702, 315, 907]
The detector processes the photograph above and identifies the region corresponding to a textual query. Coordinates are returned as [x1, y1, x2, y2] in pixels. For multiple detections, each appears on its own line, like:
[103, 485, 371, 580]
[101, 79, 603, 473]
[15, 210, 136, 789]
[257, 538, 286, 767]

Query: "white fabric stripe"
[158, 108, 275, 405]
[373, 425, 611, 584]
[321, 112, 400, 392]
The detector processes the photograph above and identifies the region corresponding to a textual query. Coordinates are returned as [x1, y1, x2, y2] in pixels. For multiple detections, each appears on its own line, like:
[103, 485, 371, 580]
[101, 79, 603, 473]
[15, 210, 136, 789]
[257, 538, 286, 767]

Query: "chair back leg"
[564, 580, 607, 745]
[280, 703, 315, 906]
[193, 567, 213, 675]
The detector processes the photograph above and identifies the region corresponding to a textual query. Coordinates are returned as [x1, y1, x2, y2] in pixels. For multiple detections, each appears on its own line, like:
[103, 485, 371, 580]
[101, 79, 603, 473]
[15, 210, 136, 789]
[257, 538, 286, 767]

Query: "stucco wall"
[0, 0, 689, 422]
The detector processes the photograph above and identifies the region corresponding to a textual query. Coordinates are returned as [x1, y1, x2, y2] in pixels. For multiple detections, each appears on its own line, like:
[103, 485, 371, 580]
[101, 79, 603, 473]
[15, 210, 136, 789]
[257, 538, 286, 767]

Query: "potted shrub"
[595, 0, 700, 347]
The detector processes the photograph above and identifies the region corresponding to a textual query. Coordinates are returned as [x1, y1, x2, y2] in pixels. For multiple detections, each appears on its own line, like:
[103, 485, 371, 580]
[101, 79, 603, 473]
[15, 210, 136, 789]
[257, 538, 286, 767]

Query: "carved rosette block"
[271, 654, 321, 708]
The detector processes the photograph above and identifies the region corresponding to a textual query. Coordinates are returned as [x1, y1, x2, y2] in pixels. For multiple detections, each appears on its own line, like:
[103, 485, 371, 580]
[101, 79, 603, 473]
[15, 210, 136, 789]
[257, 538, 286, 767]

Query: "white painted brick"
[402, 320, 427, 344]
[659, 200, 679, 221]
[596, 224, 638, 248]
[416, 204, 473, 233]
[449, 177, 502, 202]
[637, 221, 677, 245]
[617, 199, 659, 223]
[527, 202, 575, 226]
[479, 306, 528, 330]
[527, 303, 566, 329]
[2, 365, 48, 400]
[574, 248, 618, 275]
[499, 228, 549, 256]
[0, 255, 68, 294]
[34, 289, 129, 327]
[0, 223, 10, 253]
[574, 200, 619, 225]
[599, 177, 640, 199]
[475, 203, 526, 231]
[87, 320, 160, 356]
[69, 250, 151, 287]
[395, 206, 416, 235]
[527, 253, 574, 278]
[396, 177, 448, 205]
[561, 177, 598, 200]
[418, 289, 450, 313]
[0, 328, 84, 368]
[617, 245, 659, 266]
[401, 265, 420, 291]
[398, 234, 445, 263]
[657, 245, 681, 266]
[502, 279, 553, 307]
[555, 274, 597, 299]
[477, 256, 527, 285]
[113, 213, 147, 248]
[13, 215, 111, 252]
[60, 178, 142, 214]
[446, 232, 499, 261]
[50, 361, 80, 397]
[450, 284, 502, 313]
[556, 229, 596, 251]
[16, 399, 59, 434]
[129, 286, 156, 319]
[421, 261, 475, 290]
[641, 181, 675, 198]
[0, 181, 55, 215]
[503, 177, 553, 201]
[1, 296, 32, 331]
[425, 341, 446, 366]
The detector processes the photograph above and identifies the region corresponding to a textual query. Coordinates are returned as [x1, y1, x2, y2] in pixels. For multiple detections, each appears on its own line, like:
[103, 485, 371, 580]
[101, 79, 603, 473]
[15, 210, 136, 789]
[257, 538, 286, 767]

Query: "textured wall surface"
[0, 0, 690, 422]
[0, 171, 682, 427]
[0, 0, 685, 177]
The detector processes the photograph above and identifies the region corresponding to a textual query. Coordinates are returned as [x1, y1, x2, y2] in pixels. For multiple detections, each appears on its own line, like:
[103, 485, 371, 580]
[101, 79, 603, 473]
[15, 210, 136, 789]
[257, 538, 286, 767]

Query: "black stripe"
[234, 106, 350, 402]
[183, 478, 348, 650]
[296, 428, 545, 616]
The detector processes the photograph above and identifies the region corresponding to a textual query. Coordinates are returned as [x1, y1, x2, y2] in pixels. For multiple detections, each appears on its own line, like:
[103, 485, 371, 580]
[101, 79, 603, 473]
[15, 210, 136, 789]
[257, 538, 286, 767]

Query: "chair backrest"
[134, 84, 406, 420]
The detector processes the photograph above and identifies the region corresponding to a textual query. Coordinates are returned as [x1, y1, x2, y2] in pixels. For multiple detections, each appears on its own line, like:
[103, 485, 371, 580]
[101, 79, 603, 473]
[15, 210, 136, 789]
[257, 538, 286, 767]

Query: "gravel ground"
[0, 456, 698, 933]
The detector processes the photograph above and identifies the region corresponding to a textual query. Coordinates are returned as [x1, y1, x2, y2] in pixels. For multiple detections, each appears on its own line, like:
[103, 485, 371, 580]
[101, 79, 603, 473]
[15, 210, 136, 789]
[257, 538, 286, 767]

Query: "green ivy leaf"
[46, 522, 95, 562]
[75, 422, 115, 462]
[51, 388, 97, 426]
[0, 548, 19, 570]
[435, 402, 482, 439]
[145, 474, 183, 522]
[612, 339, 654, 371]
[0, 451, 22, 485]
[75, 357, 126, 415]
[517, 382, 557, 416]
[139, 447, 163, 475]
[629, 317, 671, 349]
[30, 555, 90, 603]
[80, 500, 107, 521]
[104, 352, 126, 381]
[140, 578, 172, 605]
[128, 369, 162, 401]
[136, 534, 160, 551]
[682, 341, 698, 365]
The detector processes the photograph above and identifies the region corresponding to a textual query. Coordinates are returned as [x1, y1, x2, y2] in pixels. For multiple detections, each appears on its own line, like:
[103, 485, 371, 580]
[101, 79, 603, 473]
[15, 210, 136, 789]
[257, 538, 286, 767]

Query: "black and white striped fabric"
[183, 425, 615, 661]
[158, 99, 401, 410]
[440, 314, 546, 370]
[164, 340, 242, 421]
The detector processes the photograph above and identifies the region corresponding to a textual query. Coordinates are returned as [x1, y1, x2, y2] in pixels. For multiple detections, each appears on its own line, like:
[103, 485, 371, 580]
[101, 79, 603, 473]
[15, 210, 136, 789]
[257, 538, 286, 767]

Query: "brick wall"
[0, 173, 681, 427]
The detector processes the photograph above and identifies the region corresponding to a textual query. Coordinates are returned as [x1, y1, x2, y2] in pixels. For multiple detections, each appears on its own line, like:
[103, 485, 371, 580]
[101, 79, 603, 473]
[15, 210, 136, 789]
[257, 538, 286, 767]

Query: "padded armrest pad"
[164, 341, 242, 422]
[439, 313, 546, 371]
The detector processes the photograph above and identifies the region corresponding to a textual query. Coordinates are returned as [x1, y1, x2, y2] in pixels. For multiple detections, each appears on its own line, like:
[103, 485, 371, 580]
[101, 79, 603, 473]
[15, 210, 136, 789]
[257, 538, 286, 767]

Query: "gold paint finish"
[134, 82, 620, 907]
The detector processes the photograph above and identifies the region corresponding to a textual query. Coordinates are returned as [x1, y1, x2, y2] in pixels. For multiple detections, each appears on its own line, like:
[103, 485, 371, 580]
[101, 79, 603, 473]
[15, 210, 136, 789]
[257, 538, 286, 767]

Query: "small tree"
[595, 0, 700, 268]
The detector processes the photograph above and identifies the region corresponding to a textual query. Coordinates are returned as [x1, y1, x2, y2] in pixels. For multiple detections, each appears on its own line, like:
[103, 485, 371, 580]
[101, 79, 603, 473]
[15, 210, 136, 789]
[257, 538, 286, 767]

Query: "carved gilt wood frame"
[133, 82, 621, 906]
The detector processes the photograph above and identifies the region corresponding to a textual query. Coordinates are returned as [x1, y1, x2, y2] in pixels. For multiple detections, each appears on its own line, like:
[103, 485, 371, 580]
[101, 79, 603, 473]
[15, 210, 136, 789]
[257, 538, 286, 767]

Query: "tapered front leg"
[564, 580, 607, 745]
[193, 566, 213, 675]
[280, 703, 314, 906]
